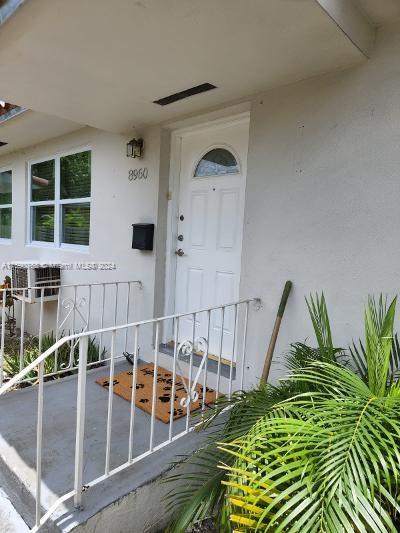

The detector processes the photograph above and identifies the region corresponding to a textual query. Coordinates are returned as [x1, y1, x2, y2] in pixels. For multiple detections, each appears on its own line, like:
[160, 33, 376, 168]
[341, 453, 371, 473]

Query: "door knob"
[178, 234, 184, 241]
[175, 249, 184, 256]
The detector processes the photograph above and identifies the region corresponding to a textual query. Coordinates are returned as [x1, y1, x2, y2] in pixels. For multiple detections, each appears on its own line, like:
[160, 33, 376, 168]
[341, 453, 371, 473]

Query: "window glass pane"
[31, 160, 55, 201]
[0, 170, 12, 205]
[0, 208, 11, 239]
[60, 151, 91, 199]
[194, 148, 239, 177]
[62, 203, 90, 246]
[32, 205, 54, 242]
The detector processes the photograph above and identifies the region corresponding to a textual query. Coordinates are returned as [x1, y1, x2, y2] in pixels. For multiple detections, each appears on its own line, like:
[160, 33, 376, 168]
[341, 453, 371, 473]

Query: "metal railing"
[0, 296, 260, 531]
[0, 280, 142, 385]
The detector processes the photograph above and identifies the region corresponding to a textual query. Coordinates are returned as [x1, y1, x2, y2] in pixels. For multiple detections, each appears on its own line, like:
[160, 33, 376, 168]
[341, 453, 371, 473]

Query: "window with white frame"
[29, 150, 91, 247]
[0, 169, 12, 240]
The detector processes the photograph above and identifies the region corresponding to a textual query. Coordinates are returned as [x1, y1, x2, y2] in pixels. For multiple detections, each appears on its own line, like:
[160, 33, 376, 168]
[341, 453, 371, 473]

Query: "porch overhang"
[0, 0, 24, 26]
[0, 0, 377, 134]
[0, 108, 84, 155]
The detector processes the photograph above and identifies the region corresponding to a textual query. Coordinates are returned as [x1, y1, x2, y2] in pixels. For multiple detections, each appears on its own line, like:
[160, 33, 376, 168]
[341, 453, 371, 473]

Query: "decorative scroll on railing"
[0, 280, 142, 386]
[0, 295, 260, 532]
[176, 337, 209, 408]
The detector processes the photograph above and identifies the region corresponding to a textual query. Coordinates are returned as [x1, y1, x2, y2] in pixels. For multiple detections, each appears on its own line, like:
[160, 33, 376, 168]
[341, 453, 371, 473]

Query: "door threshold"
[159, 342, 236, 380]
[163, 340, 236, 367]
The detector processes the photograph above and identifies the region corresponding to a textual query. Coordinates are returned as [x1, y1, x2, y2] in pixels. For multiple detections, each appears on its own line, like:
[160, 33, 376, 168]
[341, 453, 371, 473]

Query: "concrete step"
[0, 489, 30, 533]
[0, 360, 210, 532]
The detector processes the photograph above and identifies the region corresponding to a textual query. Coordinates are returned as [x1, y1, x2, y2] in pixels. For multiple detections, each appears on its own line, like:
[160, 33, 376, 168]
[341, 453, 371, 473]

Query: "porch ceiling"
[0, 109, 84, 155]
[356, 0, 400, 25]
[0, 0, 371, 133]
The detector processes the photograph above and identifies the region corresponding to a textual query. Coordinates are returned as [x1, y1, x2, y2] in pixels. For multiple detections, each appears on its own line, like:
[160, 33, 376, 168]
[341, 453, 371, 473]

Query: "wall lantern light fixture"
[126, 138, 144, 158]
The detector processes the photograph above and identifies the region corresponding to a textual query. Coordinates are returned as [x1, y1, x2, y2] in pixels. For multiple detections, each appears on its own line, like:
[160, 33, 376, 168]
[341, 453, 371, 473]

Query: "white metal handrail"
[0, 280, 142, 385]
[0, 296, 260, 532]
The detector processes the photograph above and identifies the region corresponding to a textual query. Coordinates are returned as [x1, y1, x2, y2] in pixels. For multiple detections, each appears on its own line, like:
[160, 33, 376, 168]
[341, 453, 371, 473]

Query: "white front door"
[174, 118, 249, 359]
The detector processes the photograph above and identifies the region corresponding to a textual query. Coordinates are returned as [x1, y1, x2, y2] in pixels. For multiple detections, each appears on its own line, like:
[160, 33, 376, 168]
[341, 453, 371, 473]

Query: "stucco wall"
[2, 20, 400, 388]
[0, 125, 169, 354]
[241, 20, 400, 385]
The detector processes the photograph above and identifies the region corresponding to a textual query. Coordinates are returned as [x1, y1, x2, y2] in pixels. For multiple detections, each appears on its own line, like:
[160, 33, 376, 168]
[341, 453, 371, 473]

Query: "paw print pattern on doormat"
[100, 379, 119, 388]
[96, 362, 217, 423]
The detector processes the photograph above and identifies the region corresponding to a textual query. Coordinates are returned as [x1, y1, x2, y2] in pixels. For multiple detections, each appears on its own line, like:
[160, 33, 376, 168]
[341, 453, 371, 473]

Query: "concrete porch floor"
[0, 360, 209, 532]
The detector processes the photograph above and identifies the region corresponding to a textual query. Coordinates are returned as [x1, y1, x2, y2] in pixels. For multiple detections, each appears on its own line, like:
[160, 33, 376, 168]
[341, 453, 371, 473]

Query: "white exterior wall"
[241, 20, 400, 385]
[0, 126, 170, 354]
[1, 20, 400, 387]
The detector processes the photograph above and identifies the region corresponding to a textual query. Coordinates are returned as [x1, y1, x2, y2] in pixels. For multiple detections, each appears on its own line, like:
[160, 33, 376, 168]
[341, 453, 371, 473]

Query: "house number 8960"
[129, 168, 148, 181]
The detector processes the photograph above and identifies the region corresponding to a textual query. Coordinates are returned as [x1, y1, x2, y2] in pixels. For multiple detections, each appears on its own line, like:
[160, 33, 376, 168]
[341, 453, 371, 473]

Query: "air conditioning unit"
[11, 262, 61, 303]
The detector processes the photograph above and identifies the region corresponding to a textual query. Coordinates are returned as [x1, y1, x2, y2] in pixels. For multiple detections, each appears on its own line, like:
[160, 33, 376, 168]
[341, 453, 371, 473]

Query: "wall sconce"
[126, 138, 144, 158]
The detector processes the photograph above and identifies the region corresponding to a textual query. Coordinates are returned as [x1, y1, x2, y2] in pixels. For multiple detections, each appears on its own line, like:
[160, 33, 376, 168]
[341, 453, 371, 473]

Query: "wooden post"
[261, 281, 292, 383]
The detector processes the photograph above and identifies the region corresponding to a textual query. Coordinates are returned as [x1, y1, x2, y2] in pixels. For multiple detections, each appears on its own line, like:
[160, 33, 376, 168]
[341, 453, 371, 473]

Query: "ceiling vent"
[153, 83, 217, 106]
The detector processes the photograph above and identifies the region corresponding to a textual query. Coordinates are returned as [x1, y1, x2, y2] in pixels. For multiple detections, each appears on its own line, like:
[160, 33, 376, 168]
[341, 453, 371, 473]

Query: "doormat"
[95, 363, 217, 423]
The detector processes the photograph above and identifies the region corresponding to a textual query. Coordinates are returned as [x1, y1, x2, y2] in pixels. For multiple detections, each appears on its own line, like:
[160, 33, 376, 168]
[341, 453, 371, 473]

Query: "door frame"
[164, 111, 250, 332]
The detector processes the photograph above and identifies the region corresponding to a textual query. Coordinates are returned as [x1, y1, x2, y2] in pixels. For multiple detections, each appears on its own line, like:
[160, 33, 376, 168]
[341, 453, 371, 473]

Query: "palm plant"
[4, 331, 106, 383]
[166, 294, 344, 532]
[222, 295, 400, 532]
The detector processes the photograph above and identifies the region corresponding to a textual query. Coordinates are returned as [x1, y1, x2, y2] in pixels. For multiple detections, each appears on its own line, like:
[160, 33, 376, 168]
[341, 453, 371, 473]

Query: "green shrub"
[166, 294, 341, 532]
[167, 294, 400, 532]
[223, 296, 400, 532]
[4, 331, 106, 384]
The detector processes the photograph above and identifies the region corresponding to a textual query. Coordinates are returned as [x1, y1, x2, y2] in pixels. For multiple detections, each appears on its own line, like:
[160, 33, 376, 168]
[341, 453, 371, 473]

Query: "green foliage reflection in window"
[194, 148, 239, 177]
[0, 170, 12, 239]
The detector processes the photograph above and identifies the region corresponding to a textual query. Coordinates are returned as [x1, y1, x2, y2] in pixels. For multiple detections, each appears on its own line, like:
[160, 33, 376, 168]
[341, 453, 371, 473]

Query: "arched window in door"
[194, 148, 239, 177]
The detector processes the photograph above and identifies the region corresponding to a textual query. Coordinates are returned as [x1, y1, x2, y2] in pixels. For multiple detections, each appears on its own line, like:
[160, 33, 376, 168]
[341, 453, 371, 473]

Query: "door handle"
[175, 249, 185, 257]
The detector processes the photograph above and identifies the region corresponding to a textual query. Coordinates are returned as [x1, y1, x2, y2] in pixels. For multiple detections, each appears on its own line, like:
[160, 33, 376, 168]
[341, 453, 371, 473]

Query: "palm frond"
[305, 293, 336, 361]
[349, 332, 400, 386]
[222, 362, 400, 533]
[364, 295, 396, 395]
[165, 383, 292, 532]
[348, 340, 368, 380]
[165, 334, 342, 532]
[390, 334, 400, 380]
[167, 292, 400, 532]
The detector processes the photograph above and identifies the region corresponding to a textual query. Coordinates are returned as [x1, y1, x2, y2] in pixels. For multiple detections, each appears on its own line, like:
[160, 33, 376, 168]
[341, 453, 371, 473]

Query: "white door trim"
[164, 112, 250, 328]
